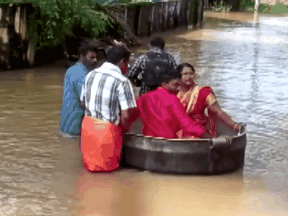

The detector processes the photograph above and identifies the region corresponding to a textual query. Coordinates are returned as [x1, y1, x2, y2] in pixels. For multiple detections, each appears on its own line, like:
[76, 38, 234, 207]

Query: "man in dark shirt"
[128, 37, 178, 96]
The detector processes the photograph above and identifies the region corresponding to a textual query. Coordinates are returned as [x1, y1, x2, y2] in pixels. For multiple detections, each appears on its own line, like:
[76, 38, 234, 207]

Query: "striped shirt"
[80, 62, 137, 125]
[128, 47, 178, 96]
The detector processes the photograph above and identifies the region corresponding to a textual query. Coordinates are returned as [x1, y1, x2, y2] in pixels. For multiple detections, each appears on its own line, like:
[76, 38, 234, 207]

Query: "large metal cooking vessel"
[122, 121, 247, 175]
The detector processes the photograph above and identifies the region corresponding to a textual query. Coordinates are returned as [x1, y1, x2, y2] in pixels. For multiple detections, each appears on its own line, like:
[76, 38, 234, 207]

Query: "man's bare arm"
[120, 108, 140, 132]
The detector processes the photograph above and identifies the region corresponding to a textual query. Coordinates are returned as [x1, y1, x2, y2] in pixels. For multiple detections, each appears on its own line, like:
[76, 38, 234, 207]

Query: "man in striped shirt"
[128, 37, 178, 96]
[80, 46, 137, 172]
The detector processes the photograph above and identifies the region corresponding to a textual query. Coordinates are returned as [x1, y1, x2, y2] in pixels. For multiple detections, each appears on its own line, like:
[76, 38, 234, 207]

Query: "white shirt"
[80, 62, 137, 125]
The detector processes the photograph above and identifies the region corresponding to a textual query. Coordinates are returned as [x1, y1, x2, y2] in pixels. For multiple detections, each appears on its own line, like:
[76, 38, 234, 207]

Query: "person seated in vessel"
[177, 63, 241, 138]
[132, 69, 208, 139]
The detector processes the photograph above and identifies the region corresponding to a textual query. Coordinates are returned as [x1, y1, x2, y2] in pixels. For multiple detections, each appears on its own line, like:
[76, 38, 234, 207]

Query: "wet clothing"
[128, 47, 178, 96]
[59, 63, 88, 136]
[136, 88, 205, 139]
[80, 62, 137, 172]
[81, 116, 122, 172]
[177, 86, 218, 137]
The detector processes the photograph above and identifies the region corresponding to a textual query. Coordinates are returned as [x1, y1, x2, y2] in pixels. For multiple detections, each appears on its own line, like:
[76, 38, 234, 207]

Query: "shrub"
[210, 2, 232, 13]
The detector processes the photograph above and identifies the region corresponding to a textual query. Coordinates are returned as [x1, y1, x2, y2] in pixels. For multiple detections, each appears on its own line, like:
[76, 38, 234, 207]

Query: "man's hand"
[225, 136, 233, 146]
[235, 122, 246, 134]
[120, 108, 140, 132]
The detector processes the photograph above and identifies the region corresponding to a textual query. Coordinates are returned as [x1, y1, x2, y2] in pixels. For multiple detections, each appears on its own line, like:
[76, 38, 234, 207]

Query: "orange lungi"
[80, 116, 122, 172]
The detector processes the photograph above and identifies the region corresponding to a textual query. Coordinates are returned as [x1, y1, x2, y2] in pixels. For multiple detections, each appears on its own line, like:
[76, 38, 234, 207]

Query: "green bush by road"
[240, 1, 288, 14]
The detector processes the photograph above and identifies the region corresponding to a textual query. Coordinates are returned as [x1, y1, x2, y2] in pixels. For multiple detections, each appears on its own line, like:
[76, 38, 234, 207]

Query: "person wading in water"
[128, 37, 178, 96]
[59, 40, 98, 138]
[80, 45, 137, 172]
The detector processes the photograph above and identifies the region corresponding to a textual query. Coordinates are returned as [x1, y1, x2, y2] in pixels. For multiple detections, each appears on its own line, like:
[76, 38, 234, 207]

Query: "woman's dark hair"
[150, 37, 165, 50]
[105, 46, 131, 64]
[177, 63, 195, 75]
[78, 40, 97, 56]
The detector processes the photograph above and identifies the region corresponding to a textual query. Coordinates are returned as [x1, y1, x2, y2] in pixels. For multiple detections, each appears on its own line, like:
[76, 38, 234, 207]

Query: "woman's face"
[181, 66, 195, 86]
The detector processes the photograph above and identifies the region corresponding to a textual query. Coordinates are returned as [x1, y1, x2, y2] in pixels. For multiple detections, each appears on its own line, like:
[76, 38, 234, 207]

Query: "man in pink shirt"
[131, 71, 207, 139]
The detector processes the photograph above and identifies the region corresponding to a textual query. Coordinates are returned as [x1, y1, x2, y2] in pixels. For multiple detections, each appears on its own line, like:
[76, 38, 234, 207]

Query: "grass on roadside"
[241, 2, 288, 14]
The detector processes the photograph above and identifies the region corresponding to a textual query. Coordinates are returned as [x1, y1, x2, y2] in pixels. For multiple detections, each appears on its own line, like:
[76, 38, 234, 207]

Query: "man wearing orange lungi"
[80, 46, 137, 172]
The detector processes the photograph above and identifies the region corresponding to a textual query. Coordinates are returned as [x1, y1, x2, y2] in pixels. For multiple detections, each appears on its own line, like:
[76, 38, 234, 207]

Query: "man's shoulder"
[135, 53, 148, 61]
[84, 70, 95, 79]
[165, 52, 176, 59]
[158, 88, 179, 103]
[66, 63, 86, 75]
[116, 75, 131, 85]
[89, 67, 129, 83]
[147, 50, 172, 59]
[67, 63, 83, 70]
[139, 89, 178, 108]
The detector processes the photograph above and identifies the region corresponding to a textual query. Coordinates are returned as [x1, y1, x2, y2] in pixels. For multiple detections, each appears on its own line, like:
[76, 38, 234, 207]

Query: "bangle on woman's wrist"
[233, 123, 238, 131]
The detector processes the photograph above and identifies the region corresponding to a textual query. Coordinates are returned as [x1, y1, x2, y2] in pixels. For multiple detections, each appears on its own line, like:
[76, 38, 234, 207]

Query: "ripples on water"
[167, 16, 288, 192]
[0, 14, 288, 215]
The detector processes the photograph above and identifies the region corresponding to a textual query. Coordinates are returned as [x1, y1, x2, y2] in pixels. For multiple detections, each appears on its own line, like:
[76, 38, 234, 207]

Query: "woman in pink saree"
[177, 63, 241, 138]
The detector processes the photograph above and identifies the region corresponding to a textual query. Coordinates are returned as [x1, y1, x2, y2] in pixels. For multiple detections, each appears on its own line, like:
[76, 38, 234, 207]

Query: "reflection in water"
[136, 173, 245, 216]
[254, 12, 259, 23]
[25, 72, 34, 88]
[0, 12, 288, 215]
[71, 167, 245, 216]
[73, 170, 138, 216]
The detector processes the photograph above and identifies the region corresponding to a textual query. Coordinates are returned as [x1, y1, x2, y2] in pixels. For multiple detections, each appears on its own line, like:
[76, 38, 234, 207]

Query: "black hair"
[159, 68, 181, 84]
[161, 74, 177, 84]
[105, 45, 131, 65]
[150, 37, 165, 50]
[177, 63, 195, 75]
[78, 40, 97, 56]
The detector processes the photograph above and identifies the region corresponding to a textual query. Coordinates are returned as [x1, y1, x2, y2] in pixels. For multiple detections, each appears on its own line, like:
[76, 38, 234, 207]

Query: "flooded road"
[1, 12, 288, 215]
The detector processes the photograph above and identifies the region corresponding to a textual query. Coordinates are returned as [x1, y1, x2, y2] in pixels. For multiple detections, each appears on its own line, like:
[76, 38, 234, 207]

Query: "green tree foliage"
[33, 0, 114, 47]
[0, 0, 114, 47]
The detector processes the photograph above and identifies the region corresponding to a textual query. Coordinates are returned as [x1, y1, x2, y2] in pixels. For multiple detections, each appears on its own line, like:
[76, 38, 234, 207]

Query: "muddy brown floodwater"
[0, 12, 288, 216]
